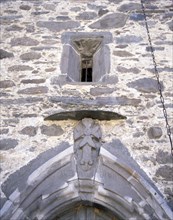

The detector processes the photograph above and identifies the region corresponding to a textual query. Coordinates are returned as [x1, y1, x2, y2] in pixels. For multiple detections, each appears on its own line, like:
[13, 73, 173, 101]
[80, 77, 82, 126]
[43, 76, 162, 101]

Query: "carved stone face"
[74, 118, 101, 171]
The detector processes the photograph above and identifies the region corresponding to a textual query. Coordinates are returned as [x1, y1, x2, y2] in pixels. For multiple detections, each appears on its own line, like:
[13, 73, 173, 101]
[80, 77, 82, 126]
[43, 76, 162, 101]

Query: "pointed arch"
[1, 144, 172, 220]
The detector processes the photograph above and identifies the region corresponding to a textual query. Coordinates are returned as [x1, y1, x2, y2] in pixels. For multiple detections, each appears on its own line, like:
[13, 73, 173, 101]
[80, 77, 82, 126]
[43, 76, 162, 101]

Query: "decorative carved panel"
[74, 118, 101, 177]
[72, 38, 102, 59]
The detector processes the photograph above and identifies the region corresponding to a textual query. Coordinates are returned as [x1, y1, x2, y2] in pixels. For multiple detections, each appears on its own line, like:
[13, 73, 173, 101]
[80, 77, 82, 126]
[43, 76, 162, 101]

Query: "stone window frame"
[60, 32, 113, 84]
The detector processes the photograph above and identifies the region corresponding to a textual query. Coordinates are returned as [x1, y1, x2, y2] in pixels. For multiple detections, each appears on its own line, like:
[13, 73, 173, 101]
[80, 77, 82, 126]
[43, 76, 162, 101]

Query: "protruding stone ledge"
[48, 96, 141, 106]
[44, 110, 126, 121]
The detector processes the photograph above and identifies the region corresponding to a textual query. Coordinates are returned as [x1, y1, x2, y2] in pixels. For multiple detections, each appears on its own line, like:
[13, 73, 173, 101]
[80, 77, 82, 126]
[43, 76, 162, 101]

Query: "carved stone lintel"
[74, 118, 101, 172]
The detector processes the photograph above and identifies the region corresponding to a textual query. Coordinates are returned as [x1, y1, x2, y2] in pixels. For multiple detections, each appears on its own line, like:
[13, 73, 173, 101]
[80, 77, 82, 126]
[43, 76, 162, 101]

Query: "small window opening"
[72, 37, 103, 82]
[81, 59, 92, 82]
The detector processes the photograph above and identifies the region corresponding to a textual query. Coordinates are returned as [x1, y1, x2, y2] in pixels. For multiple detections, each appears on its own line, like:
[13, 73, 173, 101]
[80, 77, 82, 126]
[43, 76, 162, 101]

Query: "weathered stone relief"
[74, 118, 101, 174]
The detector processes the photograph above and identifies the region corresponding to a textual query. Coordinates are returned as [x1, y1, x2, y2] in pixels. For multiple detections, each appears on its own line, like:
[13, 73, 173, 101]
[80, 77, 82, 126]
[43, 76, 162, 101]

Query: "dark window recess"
[81, 60, 92, 82]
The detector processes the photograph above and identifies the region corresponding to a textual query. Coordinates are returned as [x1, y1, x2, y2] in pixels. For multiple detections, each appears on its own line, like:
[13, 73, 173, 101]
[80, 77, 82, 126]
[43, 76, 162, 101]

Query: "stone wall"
[0, 0, 173, 212]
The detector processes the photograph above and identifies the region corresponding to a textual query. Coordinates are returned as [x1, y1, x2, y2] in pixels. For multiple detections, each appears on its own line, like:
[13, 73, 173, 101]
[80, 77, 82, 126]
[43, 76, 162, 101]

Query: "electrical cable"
[141, 0, 173, 156]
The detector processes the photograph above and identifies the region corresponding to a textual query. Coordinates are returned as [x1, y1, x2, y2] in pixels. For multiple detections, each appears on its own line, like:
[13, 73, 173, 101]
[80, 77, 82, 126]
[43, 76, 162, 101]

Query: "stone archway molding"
[1, 143, 172, 220]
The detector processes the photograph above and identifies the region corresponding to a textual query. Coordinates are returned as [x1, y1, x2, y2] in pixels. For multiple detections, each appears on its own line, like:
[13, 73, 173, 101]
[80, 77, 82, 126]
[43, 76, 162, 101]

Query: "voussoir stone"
[8, 65, 33, 72]
[127, 78, 164, 93]
[19, 126, 37, 136]
[0, 80, 15, 88]
[17, 86, 48, 95]
[20, 52, 41, 61]
[0, 49, 14, 59]
[89, 13, 128, 29]
[36, 21, 80, 32]
[147, 127, 162, 139]
[0, 138, 18, 150]
[11, 37, 39, 46]
[40, 125, 64, 136]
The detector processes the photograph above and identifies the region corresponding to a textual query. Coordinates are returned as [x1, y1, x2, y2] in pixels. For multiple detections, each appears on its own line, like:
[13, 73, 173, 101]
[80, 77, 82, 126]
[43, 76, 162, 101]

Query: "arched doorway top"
[1, 143, 172, 220]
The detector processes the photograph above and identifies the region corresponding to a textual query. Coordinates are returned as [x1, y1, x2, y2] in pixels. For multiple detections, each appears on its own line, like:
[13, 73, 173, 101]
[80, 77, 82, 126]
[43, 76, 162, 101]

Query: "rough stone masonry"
[0, 0, 173, 218]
